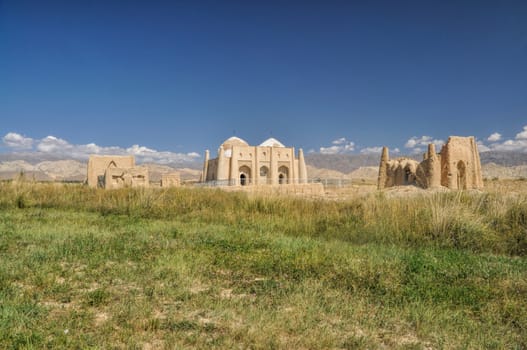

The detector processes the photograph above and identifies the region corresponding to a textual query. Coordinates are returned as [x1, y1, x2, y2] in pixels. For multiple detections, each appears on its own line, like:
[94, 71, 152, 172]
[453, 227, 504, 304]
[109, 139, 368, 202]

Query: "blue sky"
[1, 0, 526, 162]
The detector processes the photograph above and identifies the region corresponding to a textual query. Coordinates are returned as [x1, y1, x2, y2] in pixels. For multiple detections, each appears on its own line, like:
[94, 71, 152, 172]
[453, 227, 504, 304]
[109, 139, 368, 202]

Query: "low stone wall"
[220, 183, 325, 197]
[104, 167, 149, 189]
[161, 173, 180, 187]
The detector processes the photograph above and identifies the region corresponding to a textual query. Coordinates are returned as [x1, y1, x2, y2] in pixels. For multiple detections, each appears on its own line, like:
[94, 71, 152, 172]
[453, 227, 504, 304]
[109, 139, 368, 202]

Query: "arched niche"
[278, 166, 289, 184]
[239, 165, 251, 186]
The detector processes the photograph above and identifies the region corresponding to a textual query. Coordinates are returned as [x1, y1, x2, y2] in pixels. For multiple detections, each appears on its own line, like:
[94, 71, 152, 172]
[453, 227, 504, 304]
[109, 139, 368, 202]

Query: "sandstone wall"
[104, 167, 149, 189]
[220, 183, 324, 197]
[161, 173, 180, 187]
[378, 136, 483, 190]
[440, 136, 483, 190]
[87, 155, 135, 188]
[416, 144, 441, 188]
[204, 138, 308, 186]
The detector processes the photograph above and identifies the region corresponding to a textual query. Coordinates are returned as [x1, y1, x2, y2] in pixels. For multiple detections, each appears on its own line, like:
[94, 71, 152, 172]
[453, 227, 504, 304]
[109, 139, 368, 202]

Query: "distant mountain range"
[0, 159, 201, 183]
[479, 151, 527, 167]
[305, 153, 383, 174]
[0, 150, 526, 182]
[305, 151, 527, 173]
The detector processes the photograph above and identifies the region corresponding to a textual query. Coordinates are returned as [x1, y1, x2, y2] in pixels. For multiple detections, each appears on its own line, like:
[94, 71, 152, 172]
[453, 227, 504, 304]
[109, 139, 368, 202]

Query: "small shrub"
[84, 288, 110, 307]
[16, 194, 26, 209]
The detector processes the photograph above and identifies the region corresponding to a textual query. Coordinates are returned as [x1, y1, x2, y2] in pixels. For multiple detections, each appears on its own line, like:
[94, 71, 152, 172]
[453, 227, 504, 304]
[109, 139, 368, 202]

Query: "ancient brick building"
[378, 136, 484, 190]
[201, 136, 308, 186]
[87, 155, 149, 189]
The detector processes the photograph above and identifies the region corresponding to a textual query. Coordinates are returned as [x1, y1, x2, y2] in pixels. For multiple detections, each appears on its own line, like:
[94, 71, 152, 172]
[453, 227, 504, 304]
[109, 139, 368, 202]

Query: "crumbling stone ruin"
[87, 155, 135, 188]
[378, 136, 484, 190]
[104, 166, 149, 189]
[87, 155, 149, 189]
[202, 136, 308, 186]
[161, 173, 180, 187]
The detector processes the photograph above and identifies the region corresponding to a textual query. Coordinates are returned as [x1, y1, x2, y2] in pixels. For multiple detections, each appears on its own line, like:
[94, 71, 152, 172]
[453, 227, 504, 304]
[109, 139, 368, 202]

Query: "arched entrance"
[278, 166, 289, 184]
[403, 164, 416, 185]
[457, 160, 467, 190]
[404, 165, 412, 185]
[239, 165, 251, 186]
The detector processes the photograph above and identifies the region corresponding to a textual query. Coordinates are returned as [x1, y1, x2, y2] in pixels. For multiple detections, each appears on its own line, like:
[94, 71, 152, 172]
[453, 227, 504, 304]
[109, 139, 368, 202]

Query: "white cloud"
[2, 132, 201, 164]
[359, 146, 400, 155]
[359, 146, 383, 154]
[320, 145, 342, 154]
[405, 136, 429, 148]
[332, 137, 347, 145]
[475, 125, 527, 153]
[515, 126, 527, 140]
[2, 132, 34, 149]
[405, 136, 444, 150]
[411, 147, 425, 155]
[476, 140, 491, 152]
[487, 132, 502, 142]
[487, 139, 527, 152]
[37, 136, 70, 153]
[319, 138, 355, 154]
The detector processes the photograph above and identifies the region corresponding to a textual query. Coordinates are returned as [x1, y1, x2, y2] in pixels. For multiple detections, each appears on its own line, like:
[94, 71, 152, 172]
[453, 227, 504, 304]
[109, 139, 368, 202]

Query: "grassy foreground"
[0, 181, 526, 349]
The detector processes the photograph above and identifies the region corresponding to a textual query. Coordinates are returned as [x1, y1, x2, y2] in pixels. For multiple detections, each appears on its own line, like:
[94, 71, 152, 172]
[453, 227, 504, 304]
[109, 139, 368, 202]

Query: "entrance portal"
[239, 165, 251, 186]
[278, 166, 289, 184]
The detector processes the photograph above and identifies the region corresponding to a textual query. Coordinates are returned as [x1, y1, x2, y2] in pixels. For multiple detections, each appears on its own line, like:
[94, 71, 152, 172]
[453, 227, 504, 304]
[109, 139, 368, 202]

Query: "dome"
[221, 136, 249, 149]
[259, 137, 285, 147]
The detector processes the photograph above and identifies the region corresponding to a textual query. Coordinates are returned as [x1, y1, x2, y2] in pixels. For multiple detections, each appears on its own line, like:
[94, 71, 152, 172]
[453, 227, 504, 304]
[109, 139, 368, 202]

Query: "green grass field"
[1, 181, 526, 349]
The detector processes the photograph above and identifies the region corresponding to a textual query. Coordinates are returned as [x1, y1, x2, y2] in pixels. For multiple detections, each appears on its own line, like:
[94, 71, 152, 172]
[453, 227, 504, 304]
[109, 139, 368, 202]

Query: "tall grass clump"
[1, 181, 527, 255]
[380, 192, 494, 251]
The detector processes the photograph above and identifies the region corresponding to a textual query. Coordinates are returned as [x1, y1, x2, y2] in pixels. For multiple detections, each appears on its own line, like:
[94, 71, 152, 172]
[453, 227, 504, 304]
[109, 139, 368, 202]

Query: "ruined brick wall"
[103, 167, 149, 189]
[440, 136, 483, 190]
[161, 173, 180, 187]
[87, 155, 135, 188]
[379, 136, 483, 190]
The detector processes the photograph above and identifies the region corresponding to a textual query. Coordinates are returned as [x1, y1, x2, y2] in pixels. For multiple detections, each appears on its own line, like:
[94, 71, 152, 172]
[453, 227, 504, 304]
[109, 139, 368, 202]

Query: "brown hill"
[0, 159, 202, 183]
[482, 163, 527, 179]
[141, 163, 201, 182]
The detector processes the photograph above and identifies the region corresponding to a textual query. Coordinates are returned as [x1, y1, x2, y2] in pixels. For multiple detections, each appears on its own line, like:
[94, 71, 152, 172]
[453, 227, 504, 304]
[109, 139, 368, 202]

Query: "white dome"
[259, 137, 285, 147]
[221, 136, 249, 148]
